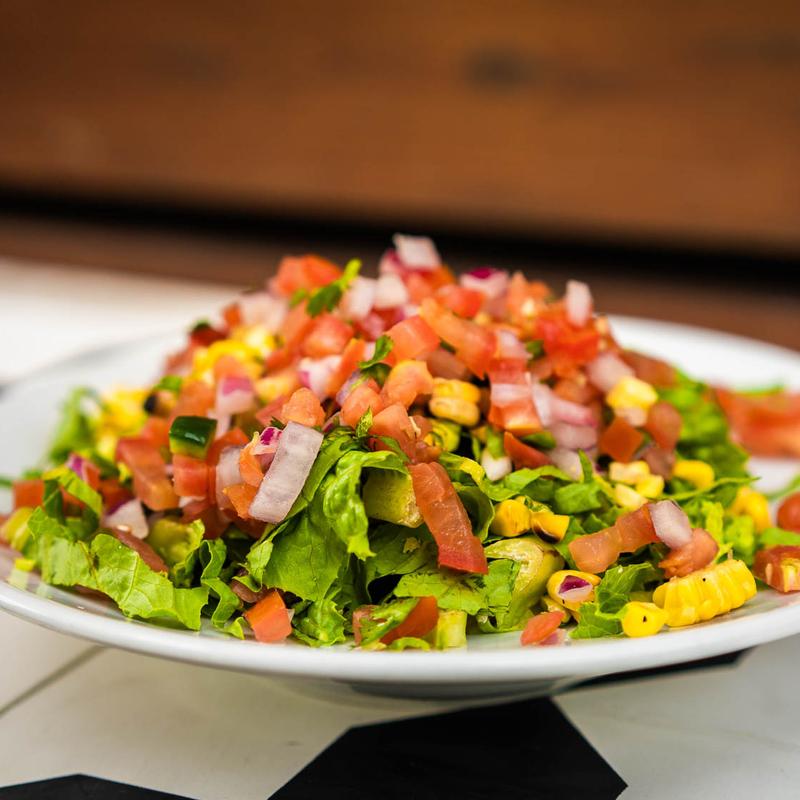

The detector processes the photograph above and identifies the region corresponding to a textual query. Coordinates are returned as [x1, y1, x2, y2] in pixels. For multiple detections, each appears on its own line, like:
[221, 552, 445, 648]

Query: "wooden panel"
[0, 2, 799, 249]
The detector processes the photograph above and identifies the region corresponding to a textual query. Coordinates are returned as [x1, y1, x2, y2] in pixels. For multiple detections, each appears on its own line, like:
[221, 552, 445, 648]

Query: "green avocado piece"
[363, 470, 423, 528]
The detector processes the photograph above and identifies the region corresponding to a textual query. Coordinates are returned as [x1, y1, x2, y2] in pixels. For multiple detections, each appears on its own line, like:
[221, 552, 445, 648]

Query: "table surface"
[1, 252, 799, 799]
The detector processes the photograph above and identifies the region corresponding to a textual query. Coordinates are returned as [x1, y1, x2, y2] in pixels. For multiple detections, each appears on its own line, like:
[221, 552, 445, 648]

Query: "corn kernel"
[673, 459, 715, 490]
[232, 324, 276, 357]
[191, 340, 261, 382]
[255, 371, 300, 403]
[606, 376, 658, 411]
[529, 510, 570, 541]
[432, 378, 481, 404]
[730, 487, 772, 532]
[542, 596, 570, 620]
[547, 570, 601, 611]
[13, 557, 35, 573]
[621, 601, 667, 637]
[491, 499, 531, 538]
[636, 474, 665, 499]
[614, 483, 647, 509]
[609, 460, 651, 484]
[429, 397, 480, 427]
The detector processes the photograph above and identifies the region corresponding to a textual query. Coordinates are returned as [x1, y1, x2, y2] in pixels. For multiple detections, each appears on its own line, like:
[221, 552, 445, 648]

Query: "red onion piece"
[104, 499, 148, 540]
[550, 421, 598, 451]
[298, 355, 341, 400]
[549, 448, 583, 481]
[251, 426, 282, 456]
[565, 280, 593, 327]
[586, 352, 634, 393]
[491, 381, 531, 408]
[341, 277, 377, 320]
[215, 446, 243, 508]
[335, 371, 362, 407]
[557, 574, 594, 603]
[392, 234, 441, 271]
[322, 413, 341, 433]
[531, 382, 596, 427]
[179, 494, 205, 509]
[358, 312, 386, 340]
[66, 453, 90, 483]
[374, 273, 410, 309]
[239, 292, 288, 331]
[249, 422, 324, 523]
[539, 628, 567, 646]
[494, 329, 529, 361]
[216, 376, 255, 416]
[460, 267, 510, 300]
[481, 451, 513, 481]
[650, 500, 693, 549]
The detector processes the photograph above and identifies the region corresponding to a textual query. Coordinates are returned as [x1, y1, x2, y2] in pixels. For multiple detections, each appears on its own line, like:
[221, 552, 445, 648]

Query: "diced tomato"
[170, 380, 215, 421]
[754, 546, 800, 593]
[503, 432, 550, 469]
[436, 285, 484, 318]
[245, 589, 293, 643]
[302, 314, 354, 358]
[98, 477, 133, 512]
[598, 416, 644, 462]
[239, 441, 264, 487]
[140, 417, 171, 449]
[181, 501, 231, 539]
[341, 380, 385, 428]
[488, 360, 541, 436]
[405, 265, 456, 305]
[409, 461, 488, 574]
[116, 437, 178, 511]
[225, 483, 258, 519]
[659, 528, 718, 579]
[111, 526, 168, 573]
[381, 360, 434, 408]
[425, 346, 471, 381]
[326, 338, 366, 396]
[621, 350, 676, 388]
[386, 316, 440, 363]
[506, 272, 551, 329]
[536, 306, 600, 377]
[221, 302, 243, 331]
[280, 387, 325, 428]
[569, 505, 657, 573]
[12, 479, 44, 510]
[777, 493, 800, 533]
[213, 354, 250, 383]
[281, 301, 315, 351]
[645, 401, 683, 452]
[264, 346, 295, 372]
[381, 596, 439, 645]
[716, 388, 800, 458]
[553, 378, 600, 406]
[206, 427, 249, 466]
[190, 323, 226, 348]
[355, 311, 387, 341]
[420, 298, 496, 378]
[172, 454, 209, 498]
[520, 610, 565, 646]
[370, 402, 419, 460]
[271, 254, 341, 298]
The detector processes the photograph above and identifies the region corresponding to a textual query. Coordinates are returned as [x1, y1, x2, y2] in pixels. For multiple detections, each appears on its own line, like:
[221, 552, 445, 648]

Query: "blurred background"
[0, 0, 798, 376]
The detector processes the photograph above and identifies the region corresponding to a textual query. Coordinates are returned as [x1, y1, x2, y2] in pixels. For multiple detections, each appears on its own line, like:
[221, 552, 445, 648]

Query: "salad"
[3, 233, 800, 651]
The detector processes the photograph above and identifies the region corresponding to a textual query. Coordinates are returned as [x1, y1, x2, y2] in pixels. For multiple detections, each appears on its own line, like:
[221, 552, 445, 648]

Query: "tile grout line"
[0, 645, 103, 719]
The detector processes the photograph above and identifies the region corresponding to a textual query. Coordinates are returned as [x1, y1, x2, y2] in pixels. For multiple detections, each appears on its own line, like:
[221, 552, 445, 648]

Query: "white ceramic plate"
[1, 318, 798, 701]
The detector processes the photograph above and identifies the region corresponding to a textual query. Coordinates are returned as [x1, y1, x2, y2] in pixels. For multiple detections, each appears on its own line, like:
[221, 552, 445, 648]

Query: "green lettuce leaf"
[363, 524, 434, 587]
[48, 387, 98, 465]
[595, 562, 661, 613]
[292, 599, 347, 647]
[571, 602, 623, 639]
[759, 527, 800, 548]
[395, 569, 486, 615]
[356, 597, 419, 647]
[198, 540, 243, 636]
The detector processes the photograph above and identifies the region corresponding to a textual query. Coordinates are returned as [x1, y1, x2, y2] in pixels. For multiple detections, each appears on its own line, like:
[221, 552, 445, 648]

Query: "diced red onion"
[341, 277, 377, 320]
[650, 500, 693, 549]
[104, 499, 148, 540]
[215, 446, 243, 508]
[66, 453, 89, 482]
[495, 329, 529, 361]
[615, 406, 647, 427]
[539, 629, 567, 646]
[239, 292, 288, 331]
[298, 355, 341, 400]
[549, 448, 583, 480]
[531, 383, 596, 427]
[392, 234, 441, 271]
[358, 312, 386, 340]
[460, 267, 510, 300]
[565, 280, 593, 327]
[208, 411, 231, 439]
[378, 248, 405, 276]
[373, 273, 410, 309]
[491, 381, 531, 408]
[557, 574, 594, 603]
[335, 371, 362, 407]
[251, 426, 282, 456]
[481, 450, 513, 481]
[249, 422, 324, 523]
[216, 375, 255, 416]
[322, 413, 341, 433]
[586, 352, 634, 393]
[550, 421, 598, 451]
[179, 494, 205, 509]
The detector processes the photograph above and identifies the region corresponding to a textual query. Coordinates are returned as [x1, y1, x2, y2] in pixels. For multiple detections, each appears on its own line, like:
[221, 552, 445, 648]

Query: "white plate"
[1, 318, 798, 701]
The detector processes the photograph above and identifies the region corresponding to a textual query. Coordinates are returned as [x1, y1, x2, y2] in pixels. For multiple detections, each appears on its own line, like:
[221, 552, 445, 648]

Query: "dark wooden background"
[1, 1, 799, 251]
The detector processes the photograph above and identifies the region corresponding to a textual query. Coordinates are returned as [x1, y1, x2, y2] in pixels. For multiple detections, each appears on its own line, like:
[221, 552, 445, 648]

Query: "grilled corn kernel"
[491, 499, 532, 538]
[191, 340, 260, 382]
[429, 397, 480, 427]
[609, 460, 651, 484]
[614, 483, 647, 509]
[730, 487, 771, 532]
[541, 596, 570, 620]
[529, 510, 570, 541]
[652, 559, 756, 627]
[606, 376, 658, 411]
[621, 601, 667, 638]
[255, 371, 299, 403]
[673, 459, 715, 490]
[547, 570, 602, 611]
[432, 378, 481, 404]
[636, 474, 665, 499]
[103, 386, 148, 431]
[231, 324, 276, 357]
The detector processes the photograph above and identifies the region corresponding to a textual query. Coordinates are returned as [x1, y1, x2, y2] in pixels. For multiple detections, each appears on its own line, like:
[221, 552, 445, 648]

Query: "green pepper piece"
[169, 416, 217, 458]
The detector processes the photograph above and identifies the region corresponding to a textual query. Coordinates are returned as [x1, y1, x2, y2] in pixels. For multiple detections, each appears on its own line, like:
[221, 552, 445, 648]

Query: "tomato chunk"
[754, 546, 800, 593]
[326, 338, 366, 396]
[716, 388, 800, 458]
[520, 610, 565, 646]
[622, 350, 676, 388]
[280, 388, 325, 428]
[340, 380, 385, 428]
[777, 493, 800, 533]
[111, 526, 168, 574]
[536, 307, 600, 377]
[645, 401, 683, 452]
[503, 432, 550, 469]
[225, 483, 258, 519]
[409, 462, 488, 574]
[245, 589, 293, 643]
[303, 314, 354, 358]
[381, 360, 434, 408]
[271, 254, 341, 298]
[12, 479, 45, 510]
[386, 316, 440, 362]
[598, 416, 644, 462]
[172, 455, 209, 498]
[116, 437, 178, 511]
[381, 596, 439, 645]
[659, 528, 718, 578]
[435, 285, 484, 318]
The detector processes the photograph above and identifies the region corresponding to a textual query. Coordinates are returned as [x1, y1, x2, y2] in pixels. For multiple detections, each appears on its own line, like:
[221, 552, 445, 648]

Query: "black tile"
[272, 697, 626, 799]
[0, 775, 191, 800]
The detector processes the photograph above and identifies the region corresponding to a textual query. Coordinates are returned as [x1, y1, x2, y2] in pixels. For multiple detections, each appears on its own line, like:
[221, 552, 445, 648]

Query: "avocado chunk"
[363, 470, 423, 528]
